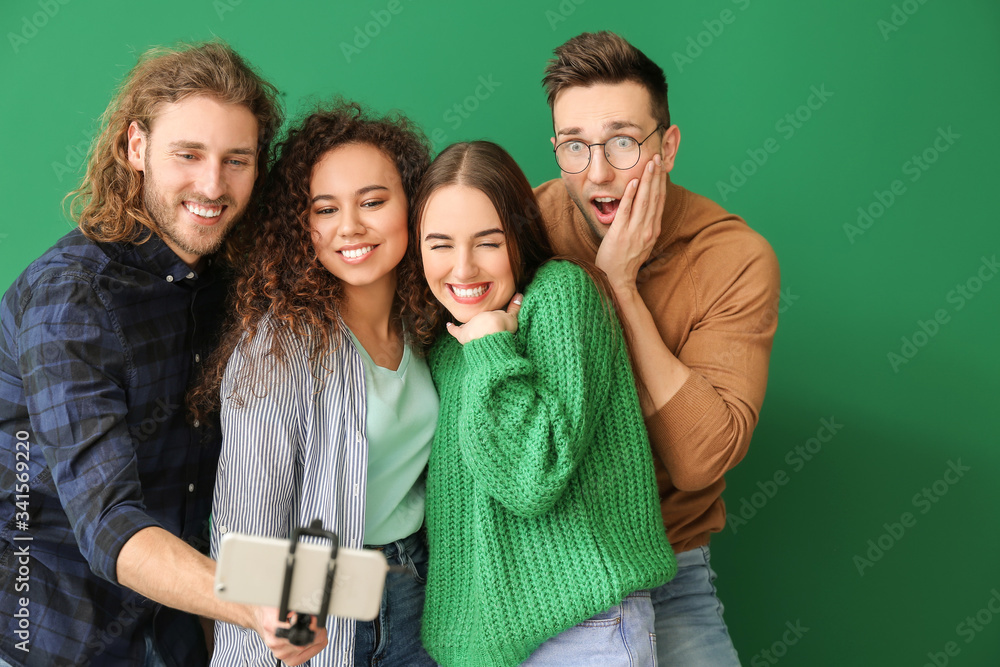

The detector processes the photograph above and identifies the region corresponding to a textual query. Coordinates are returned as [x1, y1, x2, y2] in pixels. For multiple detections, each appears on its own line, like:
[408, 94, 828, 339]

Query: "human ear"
[660, 125, 681, 172]
[126, 121, 147, 172]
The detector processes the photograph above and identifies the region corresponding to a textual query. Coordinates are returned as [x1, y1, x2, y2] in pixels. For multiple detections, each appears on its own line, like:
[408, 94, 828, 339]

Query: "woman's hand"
[446, 294, 523, 345]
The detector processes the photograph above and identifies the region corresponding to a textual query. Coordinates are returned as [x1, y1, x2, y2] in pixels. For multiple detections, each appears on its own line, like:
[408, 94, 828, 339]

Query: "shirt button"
[188, 483, 195, 492]
[219, 525, 227, 534]
[165, 275, 174, 283]
[186, 272, 195, 280]
[193, 419, 200, 428]
[195, 354, 201, 363]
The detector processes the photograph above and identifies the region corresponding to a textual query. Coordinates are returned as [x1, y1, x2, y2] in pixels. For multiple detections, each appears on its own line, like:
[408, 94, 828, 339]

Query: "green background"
[2, 0, 997, 663]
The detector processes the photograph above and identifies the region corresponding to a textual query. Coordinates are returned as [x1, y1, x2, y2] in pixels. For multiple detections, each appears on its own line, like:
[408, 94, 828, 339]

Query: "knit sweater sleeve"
[456, 261, 619, 518]
[645, 229, 780, 491]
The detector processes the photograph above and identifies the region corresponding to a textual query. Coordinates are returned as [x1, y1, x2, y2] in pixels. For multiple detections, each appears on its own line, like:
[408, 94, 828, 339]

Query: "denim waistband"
[363, 529, 425, 562]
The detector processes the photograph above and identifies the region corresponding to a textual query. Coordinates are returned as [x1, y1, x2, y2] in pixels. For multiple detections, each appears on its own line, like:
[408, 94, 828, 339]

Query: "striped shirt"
[211, 315, 430, 667]
[0, 228, 226, 666]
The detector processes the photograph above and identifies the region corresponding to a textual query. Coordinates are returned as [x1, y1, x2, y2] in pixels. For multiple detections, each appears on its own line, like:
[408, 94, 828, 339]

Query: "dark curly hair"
[190, 100, 430, 421]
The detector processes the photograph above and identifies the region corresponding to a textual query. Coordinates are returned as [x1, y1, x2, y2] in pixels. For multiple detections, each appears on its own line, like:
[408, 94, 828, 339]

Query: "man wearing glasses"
[535, 31, 780, 665]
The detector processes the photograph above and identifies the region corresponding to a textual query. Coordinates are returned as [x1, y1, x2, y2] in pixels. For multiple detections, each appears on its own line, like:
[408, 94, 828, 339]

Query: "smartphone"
[214, 532, 387, 621]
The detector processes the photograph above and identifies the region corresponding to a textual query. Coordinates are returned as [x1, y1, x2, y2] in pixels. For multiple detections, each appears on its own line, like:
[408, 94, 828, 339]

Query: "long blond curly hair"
[66, 41, 282, 264]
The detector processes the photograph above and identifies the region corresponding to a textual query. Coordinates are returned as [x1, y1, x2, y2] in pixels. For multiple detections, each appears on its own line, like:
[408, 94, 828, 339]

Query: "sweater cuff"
[645, 371, 720, 448]
[462, 331, 518, 369]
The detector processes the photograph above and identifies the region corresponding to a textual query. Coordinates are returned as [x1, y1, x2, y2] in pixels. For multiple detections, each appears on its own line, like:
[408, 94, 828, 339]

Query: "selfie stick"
[275, 519, 339, 647]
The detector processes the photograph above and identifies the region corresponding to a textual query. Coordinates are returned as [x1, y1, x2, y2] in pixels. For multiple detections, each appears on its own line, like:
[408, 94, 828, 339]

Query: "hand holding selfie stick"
[275, 519, 338, 647]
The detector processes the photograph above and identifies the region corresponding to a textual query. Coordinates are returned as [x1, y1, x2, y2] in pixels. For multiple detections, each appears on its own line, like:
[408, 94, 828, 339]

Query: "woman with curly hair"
[195, 101, 438, 667]
[407, 141, 676, 666]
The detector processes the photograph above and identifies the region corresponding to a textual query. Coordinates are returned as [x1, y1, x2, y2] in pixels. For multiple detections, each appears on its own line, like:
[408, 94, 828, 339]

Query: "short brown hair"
[542, 31, 670, 128]
[67, 41, 282, 263]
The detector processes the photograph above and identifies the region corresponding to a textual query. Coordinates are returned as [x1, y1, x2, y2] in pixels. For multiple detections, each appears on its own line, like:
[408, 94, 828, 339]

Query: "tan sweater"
[534, 176, 780, 552]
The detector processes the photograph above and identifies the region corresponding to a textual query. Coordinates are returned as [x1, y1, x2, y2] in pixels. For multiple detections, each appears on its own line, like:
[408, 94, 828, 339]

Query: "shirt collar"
[132, 231, 213, 284]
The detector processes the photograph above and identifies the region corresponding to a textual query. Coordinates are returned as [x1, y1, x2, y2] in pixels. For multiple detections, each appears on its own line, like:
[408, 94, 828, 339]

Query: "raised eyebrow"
[556, 120, 643, 139]
[605, 120, 643, 133]
[556, 127, 584, 139]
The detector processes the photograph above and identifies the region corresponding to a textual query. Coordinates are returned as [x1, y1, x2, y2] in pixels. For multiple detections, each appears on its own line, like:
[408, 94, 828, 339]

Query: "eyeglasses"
[554, 125, 664, 174]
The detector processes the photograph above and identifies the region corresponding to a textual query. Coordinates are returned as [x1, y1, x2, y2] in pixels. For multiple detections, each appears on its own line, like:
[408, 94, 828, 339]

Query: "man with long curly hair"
[0, 42, 323, 667]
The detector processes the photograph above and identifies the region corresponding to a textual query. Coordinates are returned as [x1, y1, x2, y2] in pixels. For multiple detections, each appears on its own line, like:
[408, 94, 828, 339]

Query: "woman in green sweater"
[405, 141, 676, 666]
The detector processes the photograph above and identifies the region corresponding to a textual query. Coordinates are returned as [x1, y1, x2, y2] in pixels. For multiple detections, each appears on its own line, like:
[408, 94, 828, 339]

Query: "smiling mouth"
[447, 282, 492, 303]
[183, 201, 225, 220]
[339, 245, 376, 260]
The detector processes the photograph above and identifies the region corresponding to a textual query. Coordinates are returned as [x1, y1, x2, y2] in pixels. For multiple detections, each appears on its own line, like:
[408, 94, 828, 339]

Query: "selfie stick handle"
[276, 519, 339, 645]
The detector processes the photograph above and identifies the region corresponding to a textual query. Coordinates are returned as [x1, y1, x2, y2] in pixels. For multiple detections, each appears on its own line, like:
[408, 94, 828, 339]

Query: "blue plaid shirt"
[0, 228, 227, 666]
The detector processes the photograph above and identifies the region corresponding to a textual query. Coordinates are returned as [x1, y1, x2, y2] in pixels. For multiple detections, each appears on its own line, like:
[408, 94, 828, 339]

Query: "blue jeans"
[523, 591, 657, 666]
[354, 531, 435, 667]
[650, 546, 741, 666]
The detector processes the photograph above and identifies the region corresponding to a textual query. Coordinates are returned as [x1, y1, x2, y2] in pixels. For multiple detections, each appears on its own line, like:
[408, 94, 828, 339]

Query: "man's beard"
[142, 159, 246, 259]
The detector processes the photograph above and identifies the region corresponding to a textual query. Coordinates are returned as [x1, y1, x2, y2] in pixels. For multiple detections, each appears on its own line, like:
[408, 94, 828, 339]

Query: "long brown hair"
[189, 101, 430, 422]
[405, 141, 625, 356]
[66, 41, 282, 265]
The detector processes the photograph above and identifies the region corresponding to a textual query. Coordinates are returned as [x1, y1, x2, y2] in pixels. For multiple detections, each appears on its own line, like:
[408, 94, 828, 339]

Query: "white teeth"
[341, 245, 374, 259]
[594, 197, 616, 203]
[184, 202, 222, 218]
[452, 284, 488, 298]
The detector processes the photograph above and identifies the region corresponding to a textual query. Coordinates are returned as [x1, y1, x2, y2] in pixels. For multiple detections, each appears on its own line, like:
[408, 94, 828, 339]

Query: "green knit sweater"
[421, 260, 677, 667]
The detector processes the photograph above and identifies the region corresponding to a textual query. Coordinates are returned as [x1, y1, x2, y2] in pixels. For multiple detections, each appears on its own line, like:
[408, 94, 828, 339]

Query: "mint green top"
[421, 260, 676, 667]
[345, 330, 438, 545]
